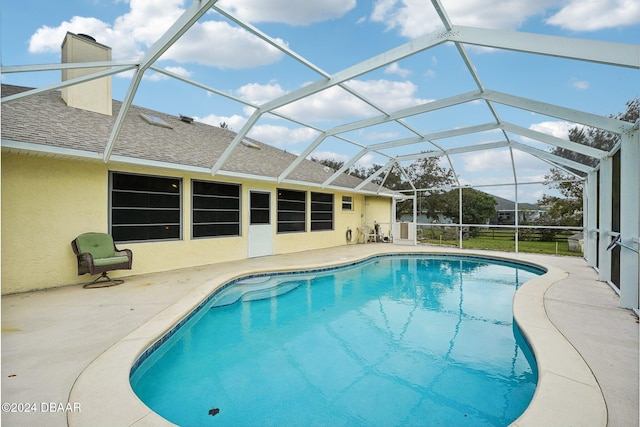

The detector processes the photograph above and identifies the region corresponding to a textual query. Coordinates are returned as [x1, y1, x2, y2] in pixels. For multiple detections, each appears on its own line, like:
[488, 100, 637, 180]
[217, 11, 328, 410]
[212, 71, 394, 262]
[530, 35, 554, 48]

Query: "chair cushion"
[93, 255, 130, 267]
[75, 233, 116, 259]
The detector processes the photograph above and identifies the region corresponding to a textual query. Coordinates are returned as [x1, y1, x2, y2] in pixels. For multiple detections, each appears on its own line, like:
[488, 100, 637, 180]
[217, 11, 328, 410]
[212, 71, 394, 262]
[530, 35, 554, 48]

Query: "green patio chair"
[71, 232, 133, 288]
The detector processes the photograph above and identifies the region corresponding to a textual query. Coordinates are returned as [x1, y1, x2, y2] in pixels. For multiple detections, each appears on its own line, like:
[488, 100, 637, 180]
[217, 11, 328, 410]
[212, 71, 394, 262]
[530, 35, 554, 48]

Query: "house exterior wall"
[364, 195, 393, 238]
[1, 153, 391, 294]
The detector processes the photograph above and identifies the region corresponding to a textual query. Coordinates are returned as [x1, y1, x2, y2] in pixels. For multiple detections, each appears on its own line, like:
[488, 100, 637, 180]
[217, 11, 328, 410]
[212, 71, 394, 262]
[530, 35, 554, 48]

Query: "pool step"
[210, 274, 316, 308]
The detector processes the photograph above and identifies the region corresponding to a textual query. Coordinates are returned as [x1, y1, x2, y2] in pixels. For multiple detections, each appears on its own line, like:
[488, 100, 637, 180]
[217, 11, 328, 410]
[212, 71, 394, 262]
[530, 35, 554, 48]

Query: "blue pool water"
[131, 255, 543, 426]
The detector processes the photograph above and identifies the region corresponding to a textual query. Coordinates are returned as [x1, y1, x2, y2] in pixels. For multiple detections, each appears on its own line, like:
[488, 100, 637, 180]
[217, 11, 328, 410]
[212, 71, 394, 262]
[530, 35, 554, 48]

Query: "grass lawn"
[419, 228, 582, 257]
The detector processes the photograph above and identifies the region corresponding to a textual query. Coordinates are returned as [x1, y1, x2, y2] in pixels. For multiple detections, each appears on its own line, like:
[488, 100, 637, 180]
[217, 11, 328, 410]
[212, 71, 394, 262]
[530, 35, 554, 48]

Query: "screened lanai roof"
[1, 0, 639, 201]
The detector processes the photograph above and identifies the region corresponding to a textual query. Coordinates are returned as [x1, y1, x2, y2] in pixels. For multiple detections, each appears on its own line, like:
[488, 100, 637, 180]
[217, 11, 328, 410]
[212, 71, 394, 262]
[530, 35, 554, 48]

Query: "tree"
[313, 155, 460, 221]
[437, 188, 497, 236]
[310, 157, 344, 172]
[407, 157, 455, 191]
[408, 157, 455, 220]
[539, 98, 639, 225]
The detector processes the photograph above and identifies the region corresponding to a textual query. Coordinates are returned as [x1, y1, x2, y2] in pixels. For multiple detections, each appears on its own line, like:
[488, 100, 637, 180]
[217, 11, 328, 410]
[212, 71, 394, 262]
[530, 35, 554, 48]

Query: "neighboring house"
[1, 34, 393, 294]
[400, 193, 541, 226]
[489, 195, 542, 226]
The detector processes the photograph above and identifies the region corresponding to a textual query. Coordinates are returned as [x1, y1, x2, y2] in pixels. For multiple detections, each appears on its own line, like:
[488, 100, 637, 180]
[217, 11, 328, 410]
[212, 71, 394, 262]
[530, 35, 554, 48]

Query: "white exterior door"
[248, 190, 273, 258]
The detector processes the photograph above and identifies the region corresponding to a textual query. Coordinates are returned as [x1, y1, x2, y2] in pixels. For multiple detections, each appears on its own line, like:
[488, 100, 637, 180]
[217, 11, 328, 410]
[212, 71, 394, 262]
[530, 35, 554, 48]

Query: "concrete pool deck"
[1, 245, 638, 426]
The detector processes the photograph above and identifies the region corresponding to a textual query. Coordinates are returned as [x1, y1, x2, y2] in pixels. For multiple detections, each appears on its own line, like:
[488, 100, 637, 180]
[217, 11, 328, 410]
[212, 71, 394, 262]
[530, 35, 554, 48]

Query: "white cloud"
[236, 82, 287, 104]
[164, 20, 285, 68]
[459, 148, 548, 175]
[362, 131, 401, 141]
[196, 113, 248, 131]
[371, 0, 557, 38]
[357, 153, 376, 169]
[29, 16, 142, 59]
[570, 78, 590, 90]
[195, 113, 318, 147]
[275, 79, 432, 122]
[384, 62, 411, 78]
[529, 121, 578, 139]
[217, 0, 356, 25]
[164, 66, 192, 77]
[29, 0, 185, 60]
[28, 0, 284, 69]
[113, 0, 185, 46]
[143, 66, 193, 81]
[246, 124, 319, 147]
[546, 0, 640, 31]
[275, 85, 374, 122]
[350, 79, 434, 110]
[371, 0, 639, 38]
[460, 150, 509, 173]
[143, 72, 168, 82]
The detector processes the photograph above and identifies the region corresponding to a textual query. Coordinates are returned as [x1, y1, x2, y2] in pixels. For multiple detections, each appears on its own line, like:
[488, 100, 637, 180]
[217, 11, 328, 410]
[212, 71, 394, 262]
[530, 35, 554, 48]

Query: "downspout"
[413, 190, 418, 245]
[459, 187, 463, 249]
[514, 181, 519, 254]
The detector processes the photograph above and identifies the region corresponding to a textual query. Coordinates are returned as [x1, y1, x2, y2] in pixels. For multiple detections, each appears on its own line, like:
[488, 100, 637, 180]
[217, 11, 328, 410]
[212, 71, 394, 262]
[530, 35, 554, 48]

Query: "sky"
[1, 0, 639, 203]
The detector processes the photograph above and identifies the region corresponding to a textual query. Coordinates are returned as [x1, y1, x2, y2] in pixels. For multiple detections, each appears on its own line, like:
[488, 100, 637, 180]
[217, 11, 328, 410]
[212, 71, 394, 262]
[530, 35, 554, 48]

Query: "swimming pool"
[130, 254, 544, 426]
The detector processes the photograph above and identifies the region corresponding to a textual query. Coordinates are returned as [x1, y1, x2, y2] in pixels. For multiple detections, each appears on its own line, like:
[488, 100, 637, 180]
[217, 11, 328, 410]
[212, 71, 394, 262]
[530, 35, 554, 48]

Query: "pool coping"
[67, 248, 606, 427]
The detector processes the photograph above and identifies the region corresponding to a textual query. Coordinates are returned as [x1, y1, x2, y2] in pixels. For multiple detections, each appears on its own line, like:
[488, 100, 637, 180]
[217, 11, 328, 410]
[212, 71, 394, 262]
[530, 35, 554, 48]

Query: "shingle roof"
[1, 84, 391, 194]
[492, 194, 539, 211]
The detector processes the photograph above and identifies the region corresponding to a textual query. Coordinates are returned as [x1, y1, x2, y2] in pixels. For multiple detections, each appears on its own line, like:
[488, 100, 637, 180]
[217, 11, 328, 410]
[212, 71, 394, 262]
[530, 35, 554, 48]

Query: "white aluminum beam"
[483, 90, 633, 134]
[449, 26, 640, 69]
[355, 159, 396, 191]
[618, 130, 639, 309]
[1, 65, 135, 103]
[325, 121, 494, 189]
[214, 3, 426, 153]
[213, 5, 329, 78]
[276, 133, 328, 181]
[208, 5, 451, 179]
[598, 157, 613, 281]
[258, 28, 449, 114]
[396, 141, 510, 162]
[500, 122, 607, 159]
[322, 148, 369, 187]
[1, 60, 138, 74]
[149, 65, 326, 133]
[510, 141, 594, 173]
[210, 109, 262, 174]
[277, 90, 480, 182]
[328, 90, 482, 138]
[584, 171, 598, 267]
[369, 122, 497, 151]
[311, 119, 496, 188]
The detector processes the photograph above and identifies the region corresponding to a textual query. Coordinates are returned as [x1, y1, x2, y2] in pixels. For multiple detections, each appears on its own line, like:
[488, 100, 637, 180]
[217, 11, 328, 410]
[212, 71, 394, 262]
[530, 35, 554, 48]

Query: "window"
[277, 189, 306, 233]
[110, 172, 181, 242]
[342, 195, 353, 211]
[311, 192, 334, 231]
[250, 191, 270, 225]
[139, 112, 172, 129]
[192, 180, 241, 238]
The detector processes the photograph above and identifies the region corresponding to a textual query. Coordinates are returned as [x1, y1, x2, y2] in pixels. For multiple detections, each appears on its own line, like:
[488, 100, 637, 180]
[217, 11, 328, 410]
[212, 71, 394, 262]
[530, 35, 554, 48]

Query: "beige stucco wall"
[364, 195, 393, 238]
[1, 153, 391, 294]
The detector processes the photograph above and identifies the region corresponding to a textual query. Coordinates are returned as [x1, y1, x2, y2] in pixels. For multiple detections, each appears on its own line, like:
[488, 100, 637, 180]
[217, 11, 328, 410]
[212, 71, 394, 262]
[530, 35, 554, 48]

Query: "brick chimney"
[61, 32, 112, 116]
